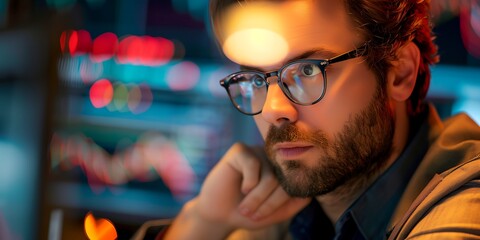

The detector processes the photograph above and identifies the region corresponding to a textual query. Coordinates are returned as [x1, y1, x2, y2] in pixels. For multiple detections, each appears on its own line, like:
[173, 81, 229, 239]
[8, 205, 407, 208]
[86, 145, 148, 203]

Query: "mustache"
[265, 124, 328, 147]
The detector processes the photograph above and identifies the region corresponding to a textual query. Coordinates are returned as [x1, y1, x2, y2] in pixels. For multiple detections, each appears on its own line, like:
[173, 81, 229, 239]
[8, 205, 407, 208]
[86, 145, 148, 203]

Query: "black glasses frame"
[220, 45, 368, 115]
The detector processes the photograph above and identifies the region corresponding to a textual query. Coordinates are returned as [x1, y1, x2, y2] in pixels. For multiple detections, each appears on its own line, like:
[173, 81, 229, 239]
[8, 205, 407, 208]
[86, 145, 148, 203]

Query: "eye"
[252, 75, 266, 88]
[299, 63, 321, 77]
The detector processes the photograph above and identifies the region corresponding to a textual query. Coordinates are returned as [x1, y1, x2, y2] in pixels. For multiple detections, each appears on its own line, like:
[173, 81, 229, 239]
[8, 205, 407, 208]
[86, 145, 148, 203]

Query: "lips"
[273, 143, 313, 159]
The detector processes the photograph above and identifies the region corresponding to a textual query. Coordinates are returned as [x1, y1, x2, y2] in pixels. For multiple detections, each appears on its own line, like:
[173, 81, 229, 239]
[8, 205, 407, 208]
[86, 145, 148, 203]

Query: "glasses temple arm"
[327, 45, 368, 65]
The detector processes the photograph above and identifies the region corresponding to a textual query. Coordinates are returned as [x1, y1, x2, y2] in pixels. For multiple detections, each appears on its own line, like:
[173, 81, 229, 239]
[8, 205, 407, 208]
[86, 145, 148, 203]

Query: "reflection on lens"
[281, 62, 325, 104]
[228, 73, 267, 114]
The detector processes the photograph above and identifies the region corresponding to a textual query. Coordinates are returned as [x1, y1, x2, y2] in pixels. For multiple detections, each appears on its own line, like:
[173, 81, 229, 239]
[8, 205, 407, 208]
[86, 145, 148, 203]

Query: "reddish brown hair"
[343, 0, 439, 115]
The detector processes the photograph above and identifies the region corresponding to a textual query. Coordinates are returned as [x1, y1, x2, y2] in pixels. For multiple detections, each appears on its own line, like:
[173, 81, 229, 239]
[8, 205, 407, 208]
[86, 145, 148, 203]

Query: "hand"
[195, 143, 311, 230]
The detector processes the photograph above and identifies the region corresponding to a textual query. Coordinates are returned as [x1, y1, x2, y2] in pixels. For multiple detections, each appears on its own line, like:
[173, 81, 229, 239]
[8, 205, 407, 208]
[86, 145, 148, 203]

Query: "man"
[163, 0, 480, 239]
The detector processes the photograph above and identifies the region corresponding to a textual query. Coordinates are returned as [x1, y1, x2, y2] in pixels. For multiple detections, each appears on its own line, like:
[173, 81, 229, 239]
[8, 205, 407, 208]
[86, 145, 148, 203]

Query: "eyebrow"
[239, 47, 338, 72]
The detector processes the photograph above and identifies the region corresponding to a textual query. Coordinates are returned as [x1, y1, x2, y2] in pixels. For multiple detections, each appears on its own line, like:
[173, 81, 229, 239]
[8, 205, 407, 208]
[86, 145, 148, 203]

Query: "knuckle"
[232, 142, 248, 152]
[245, 194, 262, 207]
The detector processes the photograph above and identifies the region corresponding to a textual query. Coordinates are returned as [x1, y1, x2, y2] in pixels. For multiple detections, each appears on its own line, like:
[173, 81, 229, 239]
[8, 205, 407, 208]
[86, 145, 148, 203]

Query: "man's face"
[221, 1, 395, 197]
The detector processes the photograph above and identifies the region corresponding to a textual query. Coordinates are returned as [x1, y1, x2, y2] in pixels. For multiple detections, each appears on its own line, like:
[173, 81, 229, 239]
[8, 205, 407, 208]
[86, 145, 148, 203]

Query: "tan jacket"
[388, 110, 480, 239]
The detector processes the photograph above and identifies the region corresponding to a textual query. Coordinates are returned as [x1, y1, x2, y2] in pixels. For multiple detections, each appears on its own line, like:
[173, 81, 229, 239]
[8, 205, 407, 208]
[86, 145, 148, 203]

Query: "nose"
[261, 80, 298, 126]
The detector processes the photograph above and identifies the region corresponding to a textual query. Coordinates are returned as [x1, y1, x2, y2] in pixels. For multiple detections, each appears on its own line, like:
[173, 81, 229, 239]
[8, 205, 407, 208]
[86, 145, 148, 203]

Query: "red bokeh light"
[71, 30, 92, 56]
[60, 30, 176, 66]
[60, 30, 92, 56]
[91, 32, 118, 62]
[126, 36, 144, 65]
[60, 30, 68, 53]
[69, 30, 78, 55]
[116, 35, 136, 64]
[460, 2, 480, 57]
[149, 36, 175, 66]
[89, 79, 114, 108]
[116, 35, 174, 66]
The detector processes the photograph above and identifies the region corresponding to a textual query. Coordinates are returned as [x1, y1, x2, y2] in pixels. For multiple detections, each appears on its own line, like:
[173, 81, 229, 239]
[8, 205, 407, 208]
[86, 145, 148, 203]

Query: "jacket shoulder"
[391, 155, 480, 239]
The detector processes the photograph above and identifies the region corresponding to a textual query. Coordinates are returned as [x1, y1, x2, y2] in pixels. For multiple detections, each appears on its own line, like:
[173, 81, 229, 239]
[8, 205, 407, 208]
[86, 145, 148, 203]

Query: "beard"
[264, 89, 394, 198]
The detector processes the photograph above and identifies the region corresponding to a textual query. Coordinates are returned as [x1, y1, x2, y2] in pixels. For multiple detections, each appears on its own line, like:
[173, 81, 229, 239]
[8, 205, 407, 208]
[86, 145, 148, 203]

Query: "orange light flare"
[220, 2, 299, 67]
[84, 212, 117, 240]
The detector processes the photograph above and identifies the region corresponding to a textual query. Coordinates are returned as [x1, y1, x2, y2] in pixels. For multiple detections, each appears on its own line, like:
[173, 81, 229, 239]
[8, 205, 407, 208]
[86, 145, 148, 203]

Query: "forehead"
[218, 0, 363, 68]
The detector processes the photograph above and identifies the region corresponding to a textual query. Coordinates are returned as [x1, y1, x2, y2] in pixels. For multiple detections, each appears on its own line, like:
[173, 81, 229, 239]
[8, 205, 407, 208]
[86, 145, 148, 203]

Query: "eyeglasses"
[219, 45, 368, 115]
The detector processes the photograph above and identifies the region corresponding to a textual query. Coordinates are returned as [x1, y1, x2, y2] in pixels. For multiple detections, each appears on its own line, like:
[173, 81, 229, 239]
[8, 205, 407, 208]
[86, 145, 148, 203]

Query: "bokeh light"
[460, 1, 480, 57]
[68, 29, 92, 56]
[128, 84, 153, 114]
[89, 79, 113, 108]
[111, 83, 129, 112]
[91, 81, 154, 114]
[84, 212, 117, 240]
[79, 58, 103, 84]
[143, 36, 175, 66]
[166, 61, 200, 91]
[208, 66, 235, 97]
[59, 30, 69, 53]
[90, 32, 118, 62]
[431, 0, 480, 58]
[127, 85, 142, 112]
[60, 30, 177, 66]
[116, 35, 174, 66]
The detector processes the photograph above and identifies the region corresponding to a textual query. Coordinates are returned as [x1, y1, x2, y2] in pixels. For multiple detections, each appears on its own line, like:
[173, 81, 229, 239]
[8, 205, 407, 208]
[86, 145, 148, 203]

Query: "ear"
[387, 42, 420, 102]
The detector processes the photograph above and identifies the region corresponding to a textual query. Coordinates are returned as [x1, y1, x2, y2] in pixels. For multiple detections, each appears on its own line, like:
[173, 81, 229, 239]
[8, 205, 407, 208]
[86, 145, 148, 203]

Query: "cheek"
[303, 63, 378, 134]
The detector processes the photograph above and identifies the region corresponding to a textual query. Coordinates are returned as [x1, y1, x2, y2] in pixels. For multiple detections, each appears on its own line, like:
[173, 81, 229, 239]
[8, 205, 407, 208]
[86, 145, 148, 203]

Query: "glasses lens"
[281, 62, 325, 104]
[226, 72, 267, 114]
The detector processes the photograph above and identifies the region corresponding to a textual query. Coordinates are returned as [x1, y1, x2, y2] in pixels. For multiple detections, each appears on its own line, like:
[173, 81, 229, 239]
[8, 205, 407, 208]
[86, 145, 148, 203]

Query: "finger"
[237, 172, 278, 216]
[197, 161, 244, 221]
[227, 143, 261, 194]
[238, 155, 262, 194]
[249, 185, 290, 220]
